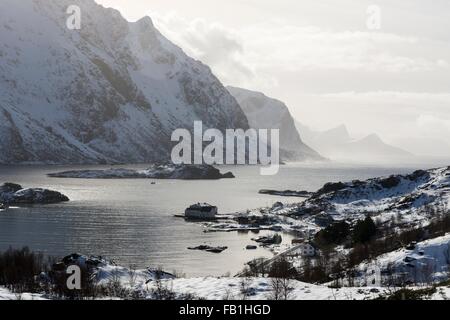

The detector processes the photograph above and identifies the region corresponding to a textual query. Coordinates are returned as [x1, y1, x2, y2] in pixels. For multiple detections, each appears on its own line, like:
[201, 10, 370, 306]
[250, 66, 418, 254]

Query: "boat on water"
[252, 234, 282, 245]
[184, 203, 218, 220]
[188, 245, 228, 253]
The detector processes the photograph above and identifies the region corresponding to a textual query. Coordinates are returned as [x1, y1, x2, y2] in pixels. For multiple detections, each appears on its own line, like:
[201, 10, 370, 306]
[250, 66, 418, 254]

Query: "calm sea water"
[0, 160, 448, 276]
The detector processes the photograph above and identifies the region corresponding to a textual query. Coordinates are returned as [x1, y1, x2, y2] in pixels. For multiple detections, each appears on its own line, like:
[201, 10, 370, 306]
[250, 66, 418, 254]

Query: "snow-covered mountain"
[296, 122, 411, 162]
[0, 0, 249, 164]
[227, 87, 323, 161]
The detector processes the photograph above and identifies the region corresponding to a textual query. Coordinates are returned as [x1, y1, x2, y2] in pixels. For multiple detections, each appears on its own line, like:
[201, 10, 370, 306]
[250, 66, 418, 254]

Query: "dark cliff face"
[0, 0, 249, 164]
[227, 86, 323, 161]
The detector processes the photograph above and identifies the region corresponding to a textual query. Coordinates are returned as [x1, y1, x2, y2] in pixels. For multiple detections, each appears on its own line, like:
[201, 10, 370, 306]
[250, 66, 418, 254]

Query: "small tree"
[267, 257, 295, 300]
[268, 277, 293, 300]
[352, 216, 377, 244]
[315, 221, 351, 246]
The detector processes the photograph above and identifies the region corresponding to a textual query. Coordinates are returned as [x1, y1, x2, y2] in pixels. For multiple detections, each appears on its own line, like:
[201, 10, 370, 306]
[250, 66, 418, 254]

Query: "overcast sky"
[96, 0, 450, 156]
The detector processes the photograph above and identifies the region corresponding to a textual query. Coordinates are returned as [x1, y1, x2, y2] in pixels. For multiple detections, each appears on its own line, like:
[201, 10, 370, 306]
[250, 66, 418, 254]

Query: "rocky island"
[48, 164, 235, 180]
[0, 183, 69, 205]
[259, 189, 313, 197]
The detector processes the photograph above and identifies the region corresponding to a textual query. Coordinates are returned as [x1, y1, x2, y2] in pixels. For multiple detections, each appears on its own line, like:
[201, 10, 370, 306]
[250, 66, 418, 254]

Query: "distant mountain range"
[228, 87, 324, 161]
[296, 122, 412, 161]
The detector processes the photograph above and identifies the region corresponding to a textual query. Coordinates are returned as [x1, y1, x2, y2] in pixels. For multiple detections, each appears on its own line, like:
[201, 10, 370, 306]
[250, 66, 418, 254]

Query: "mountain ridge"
[228, 86, 324, 162]
[0, 0, 249, 164]
[296, 122, 411, 161]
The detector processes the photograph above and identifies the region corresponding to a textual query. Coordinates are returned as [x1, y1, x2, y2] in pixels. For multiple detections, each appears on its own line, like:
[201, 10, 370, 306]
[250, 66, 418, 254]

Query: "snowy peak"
[0, 0, 249, 164]
[227, 86, 324, 161]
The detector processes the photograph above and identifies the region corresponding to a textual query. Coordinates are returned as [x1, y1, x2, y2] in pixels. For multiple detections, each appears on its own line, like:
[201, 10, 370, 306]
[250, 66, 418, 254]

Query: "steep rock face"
[227, 87, 323, 161]
[0, 0, 249, 164]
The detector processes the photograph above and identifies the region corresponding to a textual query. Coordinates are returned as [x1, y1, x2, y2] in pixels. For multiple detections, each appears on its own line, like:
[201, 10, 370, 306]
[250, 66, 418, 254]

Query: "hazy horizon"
[94, 0, 450, 158]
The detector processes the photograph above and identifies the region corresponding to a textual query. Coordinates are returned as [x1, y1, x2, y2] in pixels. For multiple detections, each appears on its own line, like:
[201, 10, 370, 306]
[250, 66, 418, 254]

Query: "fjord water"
[0, 161, 447, 276]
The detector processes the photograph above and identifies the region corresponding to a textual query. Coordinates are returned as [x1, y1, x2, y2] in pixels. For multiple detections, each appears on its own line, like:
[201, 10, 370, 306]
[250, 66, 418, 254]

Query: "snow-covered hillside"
[203, 166, 450, 235]
[228, 87, 323, 161]
[295, 123, 411, 162]
[0, 0, 249, 164]
[279, 166, 450, 231]
[354, 234, 450, 286]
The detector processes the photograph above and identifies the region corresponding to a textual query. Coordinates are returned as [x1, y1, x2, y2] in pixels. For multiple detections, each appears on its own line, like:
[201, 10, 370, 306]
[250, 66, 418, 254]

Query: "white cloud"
[152, 13, 449, 92]
[151, 13, 277, 89]
[417, 114, 450, 137]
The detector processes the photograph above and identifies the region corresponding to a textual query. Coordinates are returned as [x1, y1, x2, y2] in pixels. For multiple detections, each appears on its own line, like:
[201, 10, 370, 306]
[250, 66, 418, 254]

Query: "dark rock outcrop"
[259, 189, 312, 197]
[0, 183, 69, 204]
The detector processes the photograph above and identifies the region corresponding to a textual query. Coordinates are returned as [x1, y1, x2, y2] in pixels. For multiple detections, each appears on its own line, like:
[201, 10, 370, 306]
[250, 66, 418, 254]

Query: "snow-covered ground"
[1, 252, 448, 300]
[432, 287, 450, 300]
[0, 254, 389, 300]
[146, 277, 386, 300]
[0, 287, 47, 300]
[0, 279, 387, 301]
[349, 234, 450, 286]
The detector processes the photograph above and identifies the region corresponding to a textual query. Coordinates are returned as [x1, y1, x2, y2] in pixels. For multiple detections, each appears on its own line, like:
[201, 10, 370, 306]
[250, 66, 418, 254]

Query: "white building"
[290, 242, 317, 257]
[185, 203, 218, 220]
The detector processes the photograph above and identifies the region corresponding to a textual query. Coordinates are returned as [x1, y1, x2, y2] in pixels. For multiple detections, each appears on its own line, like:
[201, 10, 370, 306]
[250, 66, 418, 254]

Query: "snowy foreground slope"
[0, 0, 249, 164]
[3, 253, 447, 300]
[228, 87, 323, 161]
[352, 234, 450, 285]
[0, 253, 389, 300]
[0, 288, 47, 301]
[0, 278, 386, 301]
[2, 250, 450, 300]
[149, 277, 387, 300]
